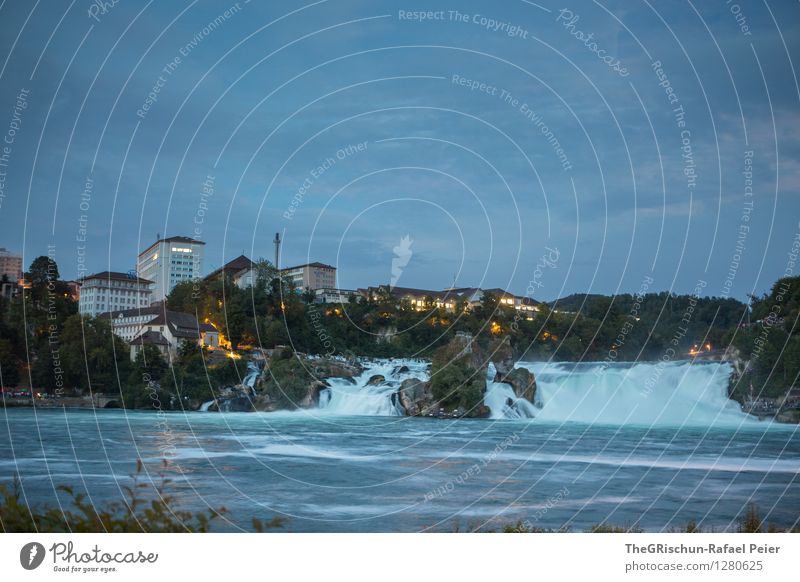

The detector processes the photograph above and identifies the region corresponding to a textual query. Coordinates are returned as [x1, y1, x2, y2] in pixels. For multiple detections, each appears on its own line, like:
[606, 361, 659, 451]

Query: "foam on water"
[517, 360, 752, 426]
[318, 359, 429, 416]
[484, 364, 538, 419]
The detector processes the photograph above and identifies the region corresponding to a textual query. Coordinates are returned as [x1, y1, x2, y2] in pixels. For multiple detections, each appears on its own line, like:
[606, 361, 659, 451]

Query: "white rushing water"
[484, 364, 538, 419]
[318, 359, 430, 416]
[199, 400, 214, 412]
[516, 360, 751, 426]
[243, 361, 260, 390]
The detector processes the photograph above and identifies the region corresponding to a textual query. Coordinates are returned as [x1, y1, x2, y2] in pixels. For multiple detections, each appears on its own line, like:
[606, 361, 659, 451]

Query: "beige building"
[0, 248, 22, 282]
[281, 262, 336, 291]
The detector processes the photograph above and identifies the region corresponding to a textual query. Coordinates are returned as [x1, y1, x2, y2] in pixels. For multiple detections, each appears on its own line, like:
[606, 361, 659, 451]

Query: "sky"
[0, 0, 798, 302]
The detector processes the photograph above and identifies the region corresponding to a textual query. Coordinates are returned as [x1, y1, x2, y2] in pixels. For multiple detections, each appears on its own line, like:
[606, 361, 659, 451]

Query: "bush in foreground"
[0, 460, 285, 533]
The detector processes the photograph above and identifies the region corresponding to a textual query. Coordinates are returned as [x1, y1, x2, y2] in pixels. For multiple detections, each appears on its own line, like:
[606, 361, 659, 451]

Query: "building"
[281, 262, 336, 291]
[0, 248, 22, 282]
[204, 255, 256, 289]
[360, 285, 540, 315]
[101, 305, 165, 342]
[0, 279, 18, 300]
[137, 236, 205, 302]
[313, 287, 360, 304]
[129, 309, 219, 360]
[78, 271, 153, 317]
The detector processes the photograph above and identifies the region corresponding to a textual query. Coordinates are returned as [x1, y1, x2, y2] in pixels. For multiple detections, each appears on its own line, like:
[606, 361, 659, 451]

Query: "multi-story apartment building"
[0, 247, 22, 282]
[78, 271, 153, 317]
[281, 262, 336, 291]
[137, 236, 205, 302]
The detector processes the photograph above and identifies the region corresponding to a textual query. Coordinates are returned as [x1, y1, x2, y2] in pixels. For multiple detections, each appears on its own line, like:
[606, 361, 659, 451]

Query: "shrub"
[0, 460, 284, 533]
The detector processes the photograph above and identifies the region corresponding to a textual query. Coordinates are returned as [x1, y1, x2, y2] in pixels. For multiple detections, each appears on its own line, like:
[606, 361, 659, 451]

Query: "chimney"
[273, 232, 281, 270]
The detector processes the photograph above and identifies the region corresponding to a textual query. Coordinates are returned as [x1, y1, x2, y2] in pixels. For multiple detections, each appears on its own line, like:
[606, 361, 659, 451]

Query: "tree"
[27, 255, 58, 288]
[165, 280, 199, 313]
[253, 258, 278, 289]
[0, 338, 20, 387]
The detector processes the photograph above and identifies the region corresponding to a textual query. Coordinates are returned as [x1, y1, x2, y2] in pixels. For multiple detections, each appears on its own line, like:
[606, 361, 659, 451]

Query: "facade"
[281, 262, 336, 291]
[0, 247, 22, 282]
[137, 236, 205, 302]
[313, 287, 360, 304]
[205, 255, 256, 289]
[78, 271, 153, 317]
[102, 305, 165, 342]
[0, 280, 18, 300]
[129, 309, 219, 360]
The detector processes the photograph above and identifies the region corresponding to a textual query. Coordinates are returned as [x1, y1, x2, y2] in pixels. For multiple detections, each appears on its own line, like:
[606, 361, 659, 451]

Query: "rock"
[398, 378, 432, 416]
[367, 374, 386, 386]
[503, 367, 537, 402]
[298, 380, 330, 408]
[213, 396, 256, 412]
[489, 336, 515, 382]
[394, 365, 410, 375]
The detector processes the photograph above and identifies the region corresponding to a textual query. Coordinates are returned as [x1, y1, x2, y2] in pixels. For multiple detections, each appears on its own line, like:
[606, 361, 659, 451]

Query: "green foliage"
[0, 338, 20, 387]
[737, 504, 763, 533]
[261, 356, 313, 409]
[429, 342, 484, 413]
[0, 460, 285, 532]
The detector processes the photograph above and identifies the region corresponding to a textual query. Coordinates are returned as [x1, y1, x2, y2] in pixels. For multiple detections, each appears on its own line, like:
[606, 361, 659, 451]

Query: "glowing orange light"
[490, 321, 502, 335]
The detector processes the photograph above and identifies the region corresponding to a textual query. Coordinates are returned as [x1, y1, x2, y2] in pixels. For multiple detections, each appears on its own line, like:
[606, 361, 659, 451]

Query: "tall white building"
[78, 271, 153, 317]
[137, 236, 205, 303]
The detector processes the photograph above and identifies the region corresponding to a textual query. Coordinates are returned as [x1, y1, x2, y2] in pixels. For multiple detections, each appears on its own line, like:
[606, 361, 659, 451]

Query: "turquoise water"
[1, 407, 798, 532]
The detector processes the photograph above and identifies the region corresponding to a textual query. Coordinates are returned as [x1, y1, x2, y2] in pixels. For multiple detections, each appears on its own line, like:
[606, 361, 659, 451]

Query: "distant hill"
[548, 293, 607, 312]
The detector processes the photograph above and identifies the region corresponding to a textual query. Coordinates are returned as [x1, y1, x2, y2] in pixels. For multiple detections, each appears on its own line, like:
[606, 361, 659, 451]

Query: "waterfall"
[199, 400, 214, 412]
[318, 359, 429, 416]
[243, 361, 260, 390]
[515, 360, 751, 426]
[484, 364, 538, 419]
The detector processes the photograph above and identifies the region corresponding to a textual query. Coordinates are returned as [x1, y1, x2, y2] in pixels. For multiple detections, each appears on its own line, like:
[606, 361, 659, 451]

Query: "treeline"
[726, 277, 800, 399]
[0, 256, 247, 409]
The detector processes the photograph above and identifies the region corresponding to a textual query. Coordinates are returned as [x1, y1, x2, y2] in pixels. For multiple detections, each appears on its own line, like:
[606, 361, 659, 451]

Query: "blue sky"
[0, 0, 798, 302]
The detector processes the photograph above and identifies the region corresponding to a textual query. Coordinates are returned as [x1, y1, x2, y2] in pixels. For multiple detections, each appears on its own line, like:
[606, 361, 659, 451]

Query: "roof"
[79, 271, 153, 285]
[99, 305, 164, 319]
[281, 262, 336, 271]
[148, 311, 220, 338]
[139, 235, 205, 256]
[364, 285, 452, 301]
[131, 330, 170, 346]
[205, 255, 255, 281]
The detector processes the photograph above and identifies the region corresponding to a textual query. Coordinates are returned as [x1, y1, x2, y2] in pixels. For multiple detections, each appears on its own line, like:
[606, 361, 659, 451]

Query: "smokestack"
[273, 232, 281, 270]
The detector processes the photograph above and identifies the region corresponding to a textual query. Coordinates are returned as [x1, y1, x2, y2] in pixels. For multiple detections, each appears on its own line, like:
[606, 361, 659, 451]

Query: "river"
[1, 359, 798, 532]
